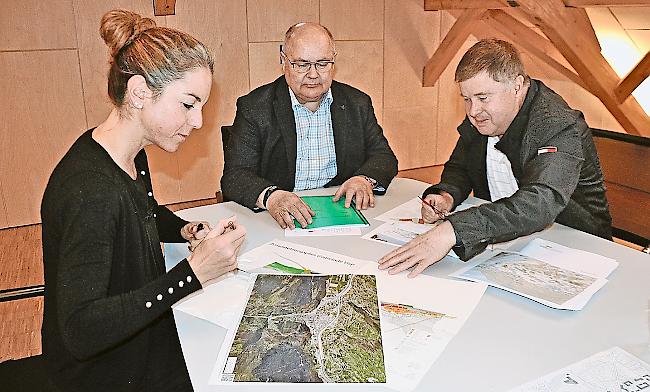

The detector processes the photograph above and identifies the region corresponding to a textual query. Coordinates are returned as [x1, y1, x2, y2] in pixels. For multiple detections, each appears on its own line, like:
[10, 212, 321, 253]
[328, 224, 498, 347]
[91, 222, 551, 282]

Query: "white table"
[166, 178, 650, 391]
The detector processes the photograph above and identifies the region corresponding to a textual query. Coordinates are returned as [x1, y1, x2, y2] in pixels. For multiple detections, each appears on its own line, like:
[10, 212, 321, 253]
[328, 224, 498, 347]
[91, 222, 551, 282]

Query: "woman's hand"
[187, 216, 246, 284]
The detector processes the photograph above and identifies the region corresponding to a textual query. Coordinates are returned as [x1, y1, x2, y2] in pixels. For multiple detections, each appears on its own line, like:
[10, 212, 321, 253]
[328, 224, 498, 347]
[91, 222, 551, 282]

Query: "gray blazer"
[221, 76, 398, 209]
[425, 80, 612, 260]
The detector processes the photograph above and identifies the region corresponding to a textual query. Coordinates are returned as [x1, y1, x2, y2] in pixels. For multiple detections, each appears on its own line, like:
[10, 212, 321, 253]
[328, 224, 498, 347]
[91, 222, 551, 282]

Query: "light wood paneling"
[435, 12, 471, 165]
[384, 0, 440, 109]
[0, 297, 43, 361]
[0, 186, 7, 228]
[383, 0, 441, 169]
[0, 225, 42, 291]
[247, 0, 319, 42]
[166, 0, 249, 200]
[249, 42, 284, 91]
[610, 6, 650, 29]
[334, 41, 384, 124]
[397, 165, 444, 185]
[320, 0, 384, 41]
[383, 106, 438, 169]
[628, 30, 650, 52]
[0, 0, 77, 51]
[0, 50, 87, 226]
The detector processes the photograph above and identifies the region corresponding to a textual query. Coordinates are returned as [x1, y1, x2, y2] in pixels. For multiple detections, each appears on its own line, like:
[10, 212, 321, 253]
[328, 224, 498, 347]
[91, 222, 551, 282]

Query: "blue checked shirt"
[290, 88, 337, 191]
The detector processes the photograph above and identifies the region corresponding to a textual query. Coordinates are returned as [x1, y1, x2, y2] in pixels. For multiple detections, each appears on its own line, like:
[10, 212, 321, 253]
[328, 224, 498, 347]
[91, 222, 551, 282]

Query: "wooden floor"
[2, 165, 640, 363]
[0, 167, 443, 363]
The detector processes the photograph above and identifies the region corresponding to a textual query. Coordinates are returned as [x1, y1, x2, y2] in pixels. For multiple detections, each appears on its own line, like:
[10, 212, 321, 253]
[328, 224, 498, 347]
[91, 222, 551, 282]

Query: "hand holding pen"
[187, 216, 247, 285]
[419, 193, 452, 223]
[183, 221, 211, 252]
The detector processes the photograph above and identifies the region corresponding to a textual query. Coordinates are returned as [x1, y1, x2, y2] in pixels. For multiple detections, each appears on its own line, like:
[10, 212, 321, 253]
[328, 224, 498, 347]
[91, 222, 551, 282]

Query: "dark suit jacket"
[424, 80, 612, 260]
[221, 76, 398, 209]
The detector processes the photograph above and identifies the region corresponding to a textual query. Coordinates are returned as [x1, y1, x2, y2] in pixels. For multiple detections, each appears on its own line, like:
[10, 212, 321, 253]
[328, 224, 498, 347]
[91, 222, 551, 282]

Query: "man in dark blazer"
[379, 39, 611, 278]
[221, 22, 398, 229]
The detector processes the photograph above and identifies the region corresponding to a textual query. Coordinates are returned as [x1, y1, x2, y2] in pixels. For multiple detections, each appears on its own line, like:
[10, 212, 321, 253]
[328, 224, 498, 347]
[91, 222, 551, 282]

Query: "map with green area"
[222, 274, 385, 383]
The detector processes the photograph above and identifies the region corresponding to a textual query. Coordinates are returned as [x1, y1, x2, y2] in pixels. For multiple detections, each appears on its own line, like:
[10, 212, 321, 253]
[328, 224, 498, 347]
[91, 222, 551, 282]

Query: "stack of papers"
[451, 238, 618, 310]
[286, 195, 369, 237]
[509, 346, 650, 391]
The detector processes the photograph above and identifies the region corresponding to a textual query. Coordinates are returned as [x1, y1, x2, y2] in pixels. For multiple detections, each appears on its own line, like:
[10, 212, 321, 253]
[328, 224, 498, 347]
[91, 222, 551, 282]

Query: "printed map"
[222, 274, 385, 383]
[462, 251, 596, 306]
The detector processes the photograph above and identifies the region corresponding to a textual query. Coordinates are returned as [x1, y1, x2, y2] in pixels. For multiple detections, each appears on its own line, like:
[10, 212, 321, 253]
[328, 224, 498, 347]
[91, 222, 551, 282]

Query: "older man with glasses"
[222, 22, 398, 229]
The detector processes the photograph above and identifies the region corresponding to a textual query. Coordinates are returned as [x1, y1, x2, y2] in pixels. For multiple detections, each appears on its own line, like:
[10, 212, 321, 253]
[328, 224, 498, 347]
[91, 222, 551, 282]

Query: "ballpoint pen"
[418, 195, 448, 219]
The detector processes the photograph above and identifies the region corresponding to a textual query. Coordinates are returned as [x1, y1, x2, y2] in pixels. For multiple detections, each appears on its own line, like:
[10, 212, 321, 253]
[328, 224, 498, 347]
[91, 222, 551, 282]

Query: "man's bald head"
[283, 22, 336, 57]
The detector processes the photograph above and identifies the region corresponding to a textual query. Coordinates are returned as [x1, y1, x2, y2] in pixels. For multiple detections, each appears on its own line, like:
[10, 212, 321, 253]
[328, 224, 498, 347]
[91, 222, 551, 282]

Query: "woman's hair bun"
[100, 9, 156, 58]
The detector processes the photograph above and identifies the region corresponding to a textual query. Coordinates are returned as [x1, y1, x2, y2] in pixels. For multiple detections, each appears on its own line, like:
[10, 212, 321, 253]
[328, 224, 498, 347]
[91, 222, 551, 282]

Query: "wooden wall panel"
[0, 186, 7, 228]
[320, 0, 384, 41]
[1, 0, 77, 51]
[249, 42, 284, 91]
[334, 41, 384, 124]
[0, 50, 86, 227]
[383, 107, 438, 169]
[166, 0, 249, 199]
[384, 0, 439, 109]
[383, 0, 441, 169]
[247, 0, 319, 42]
[435, 12, 472, 165]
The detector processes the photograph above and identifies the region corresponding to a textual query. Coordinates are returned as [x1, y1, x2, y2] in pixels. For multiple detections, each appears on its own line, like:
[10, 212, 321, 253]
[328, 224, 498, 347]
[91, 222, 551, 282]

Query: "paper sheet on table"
[172, 271, 253, 329]
[362, 221, 459, 259]
[508, 346, 650, 392]
[520, 238, 618, 278]
[284, 226, 363, 237]
[356, 264, 487, 392]
[237, 239, 372, 274]
[451, 239, 616, 310]
[374, 197, 477, 223]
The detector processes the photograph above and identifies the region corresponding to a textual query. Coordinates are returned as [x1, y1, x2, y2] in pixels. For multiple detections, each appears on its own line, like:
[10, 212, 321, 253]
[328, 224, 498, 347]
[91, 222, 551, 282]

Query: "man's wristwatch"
[262, 185, 279, 209]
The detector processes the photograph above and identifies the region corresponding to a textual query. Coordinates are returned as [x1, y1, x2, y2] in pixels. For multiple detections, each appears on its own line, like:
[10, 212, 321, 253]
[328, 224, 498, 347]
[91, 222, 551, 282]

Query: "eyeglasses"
[281, 51, 335, 74]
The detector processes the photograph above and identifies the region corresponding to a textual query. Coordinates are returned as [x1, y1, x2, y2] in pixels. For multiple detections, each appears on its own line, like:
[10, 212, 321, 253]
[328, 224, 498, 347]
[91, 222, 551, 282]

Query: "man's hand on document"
[378, 220, 456, 278]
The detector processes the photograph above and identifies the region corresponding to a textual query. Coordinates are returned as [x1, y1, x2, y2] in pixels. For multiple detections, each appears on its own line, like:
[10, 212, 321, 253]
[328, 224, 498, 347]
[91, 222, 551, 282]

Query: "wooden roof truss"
[423, 0, 650, 136]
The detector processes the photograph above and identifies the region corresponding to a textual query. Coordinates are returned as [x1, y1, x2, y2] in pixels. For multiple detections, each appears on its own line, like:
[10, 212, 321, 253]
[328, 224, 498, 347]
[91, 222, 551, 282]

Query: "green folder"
[293, 195, 369, 229]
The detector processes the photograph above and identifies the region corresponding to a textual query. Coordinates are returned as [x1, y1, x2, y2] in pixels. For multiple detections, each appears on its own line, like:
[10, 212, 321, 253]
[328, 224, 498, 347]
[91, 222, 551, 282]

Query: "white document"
[356, 264, 487, 392]
[237, 239, 372, 274]
[509, 346, 650, 392]
[520, 238, 618, 278]
[172, 271, 253, 329]
[284, 226, 363, 237]
[374, 197, 477, 223]
[451, 239, 616, 310]
[362, 220, 437, 246]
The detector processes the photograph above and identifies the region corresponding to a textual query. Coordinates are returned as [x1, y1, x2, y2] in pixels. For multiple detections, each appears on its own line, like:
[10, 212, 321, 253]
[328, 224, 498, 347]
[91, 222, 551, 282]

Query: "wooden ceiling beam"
[422, 9, 487, 87]
[615, 52, 650, 103]
[424, 0, 512, 10]
[516, 0, 649, 135]
[425, 0, 650, 10]
[564, 0, 650, 7]
[485, 10, 591, 92]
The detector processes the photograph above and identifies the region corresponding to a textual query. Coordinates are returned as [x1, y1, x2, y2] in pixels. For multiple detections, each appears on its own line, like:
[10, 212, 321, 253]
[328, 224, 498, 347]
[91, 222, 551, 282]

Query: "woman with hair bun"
[40, 9, 246, 391]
